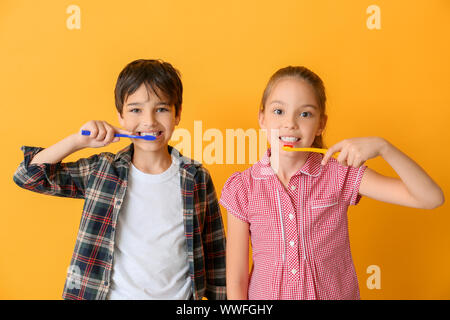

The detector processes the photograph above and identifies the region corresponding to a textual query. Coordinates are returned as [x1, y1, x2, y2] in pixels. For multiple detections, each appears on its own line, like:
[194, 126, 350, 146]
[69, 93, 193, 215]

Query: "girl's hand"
[76, 120, 132, 149]
[321, 137, 389, 167]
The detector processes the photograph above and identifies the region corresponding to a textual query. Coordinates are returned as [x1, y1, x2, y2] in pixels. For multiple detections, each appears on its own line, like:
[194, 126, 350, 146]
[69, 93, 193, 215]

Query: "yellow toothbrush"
[282, 146, 328, 154]
[282, 145, 342, 158]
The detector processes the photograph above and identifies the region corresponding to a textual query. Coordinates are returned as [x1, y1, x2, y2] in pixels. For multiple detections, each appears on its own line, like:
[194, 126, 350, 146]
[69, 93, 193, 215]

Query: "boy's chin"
[133, 140, 169, 153]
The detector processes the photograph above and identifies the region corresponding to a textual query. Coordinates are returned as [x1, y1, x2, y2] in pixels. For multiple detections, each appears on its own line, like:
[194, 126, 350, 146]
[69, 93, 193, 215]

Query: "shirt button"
[291, 269, 297, 275]
[289, 241, 295, 247]
[290, 185, 296, 191]
[289, 214, 294, 220]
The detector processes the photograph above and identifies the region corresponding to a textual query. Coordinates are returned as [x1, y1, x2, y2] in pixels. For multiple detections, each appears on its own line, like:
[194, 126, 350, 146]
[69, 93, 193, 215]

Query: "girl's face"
[259, 77, 326, 155]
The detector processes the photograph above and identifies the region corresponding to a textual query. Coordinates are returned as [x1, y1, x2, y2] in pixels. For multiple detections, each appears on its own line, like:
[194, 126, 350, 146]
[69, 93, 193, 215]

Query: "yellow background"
[1, 0, 449, 299]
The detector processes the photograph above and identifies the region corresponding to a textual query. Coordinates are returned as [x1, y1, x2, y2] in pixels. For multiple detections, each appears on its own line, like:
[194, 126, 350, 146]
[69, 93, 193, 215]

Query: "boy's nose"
[142, 112, 157, 127]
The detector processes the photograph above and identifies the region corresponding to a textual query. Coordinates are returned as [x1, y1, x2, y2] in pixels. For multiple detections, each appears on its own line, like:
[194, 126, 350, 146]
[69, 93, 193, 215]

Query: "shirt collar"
[114, 143, 201, 176]
[251, 148, 323, 179]
[114, 143, 133, 164]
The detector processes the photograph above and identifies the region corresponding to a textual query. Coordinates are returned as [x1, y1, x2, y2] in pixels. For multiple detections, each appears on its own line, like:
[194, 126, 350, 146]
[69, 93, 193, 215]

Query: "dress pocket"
[310, 196, 340, 229]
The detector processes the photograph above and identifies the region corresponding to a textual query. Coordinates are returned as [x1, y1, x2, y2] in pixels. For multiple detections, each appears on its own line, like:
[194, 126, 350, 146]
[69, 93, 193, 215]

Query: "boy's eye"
[156, 107, 169, 112]
[130, 108, 141, 113]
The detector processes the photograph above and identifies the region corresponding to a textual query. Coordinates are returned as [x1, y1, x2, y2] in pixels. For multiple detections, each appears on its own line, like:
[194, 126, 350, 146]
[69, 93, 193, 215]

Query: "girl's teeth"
[280, 136, 300, 142]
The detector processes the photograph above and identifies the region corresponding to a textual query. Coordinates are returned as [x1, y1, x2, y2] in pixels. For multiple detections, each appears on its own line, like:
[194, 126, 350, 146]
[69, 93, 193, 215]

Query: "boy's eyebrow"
[125, 100, 171, 107]
[155, 101, 171, 106]
[125, 101, 144, 107]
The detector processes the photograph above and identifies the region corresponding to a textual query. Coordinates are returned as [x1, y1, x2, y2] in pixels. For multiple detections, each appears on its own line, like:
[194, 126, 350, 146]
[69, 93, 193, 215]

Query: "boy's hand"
[29, 120, 133, 165]
[76, 120, 132, 149]
[321, 137, 389, 167]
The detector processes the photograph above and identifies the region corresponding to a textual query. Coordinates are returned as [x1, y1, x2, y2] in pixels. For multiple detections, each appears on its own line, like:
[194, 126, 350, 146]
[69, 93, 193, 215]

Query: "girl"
[220, 66, 444, 300]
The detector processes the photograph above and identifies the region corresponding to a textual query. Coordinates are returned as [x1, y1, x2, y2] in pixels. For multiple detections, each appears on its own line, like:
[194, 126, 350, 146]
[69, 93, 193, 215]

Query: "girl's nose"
[283, 114, 298, 129]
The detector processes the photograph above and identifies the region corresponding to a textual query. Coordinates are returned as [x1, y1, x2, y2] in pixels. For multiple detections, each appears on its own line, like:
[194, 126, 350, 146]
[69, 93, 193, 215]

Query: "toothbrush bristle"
[143, 135, 156, 141]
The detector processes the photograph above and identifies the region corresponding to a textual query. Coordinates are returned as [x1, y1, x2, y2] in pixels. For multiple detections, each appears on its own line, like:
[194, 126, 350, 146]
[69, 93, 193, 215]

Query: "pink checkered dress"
[220, 149, 367, 300]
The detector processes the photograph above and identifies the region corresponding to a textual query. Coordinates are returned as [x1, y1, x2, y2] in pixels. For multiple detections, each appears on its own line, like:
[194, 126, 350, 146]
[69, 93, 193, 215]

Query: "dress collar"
[251, 148, 323, 180]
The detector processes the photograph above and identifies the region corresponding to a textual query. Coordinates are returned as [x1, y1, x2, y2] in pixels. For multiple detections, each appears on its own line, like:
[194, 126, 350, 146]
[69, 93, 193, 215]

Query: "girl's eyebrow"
[269, 100, 286, 105]
[302, 104, 318, 109]
[269, 100, 317, 109]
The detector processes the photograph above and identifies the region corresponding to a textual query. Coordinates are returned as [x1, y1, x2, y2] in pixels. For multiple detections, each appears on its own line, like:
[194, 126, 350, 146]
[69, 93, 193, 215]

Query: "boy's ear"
[316, 114, 328, 136]
[175, 105, 182, 126]
[118, 111, 124, 127]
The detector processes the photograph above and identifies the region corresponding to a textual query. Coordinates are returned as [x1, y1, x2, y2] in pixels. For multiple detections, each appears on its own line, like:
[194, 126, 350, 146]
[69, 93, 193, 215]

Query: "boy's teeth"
[280, 136, 300, 142]
[140, 132, 159, 136]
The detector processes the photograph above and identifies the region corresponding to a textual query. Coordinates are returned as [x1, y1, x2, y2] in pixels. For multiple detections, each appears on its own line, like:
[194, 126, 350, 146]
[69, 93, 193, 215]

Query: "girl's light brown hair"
[260, 66, 327, 148]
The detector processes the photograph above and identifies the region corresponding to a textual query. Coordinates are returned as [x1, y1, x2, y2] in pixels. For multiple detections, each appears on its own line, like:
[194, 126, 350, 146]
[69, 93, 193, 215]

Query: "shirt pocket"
[310, 196, 340, 229]
[249, 198, 282, 259]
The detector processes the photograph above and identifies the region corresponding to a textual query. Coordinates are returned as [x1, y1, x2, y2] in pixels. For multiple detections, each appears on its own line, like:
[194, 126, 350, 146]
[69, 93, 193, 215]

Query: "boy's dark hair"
[115, 59, 183, 116]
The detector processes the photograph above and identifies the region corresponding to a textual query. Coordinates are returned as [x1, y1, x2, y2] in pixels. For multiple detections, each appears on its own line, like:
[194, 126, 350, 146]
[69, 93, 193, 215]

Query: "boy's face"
[118, 83, 180, 154]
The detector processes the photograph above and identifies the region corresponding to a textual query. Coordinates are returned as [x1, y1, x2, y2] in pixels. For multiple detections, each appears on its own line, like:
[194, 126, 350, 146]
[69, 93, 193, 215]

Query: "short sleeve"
[219, 172, 249, 223]
[341, 164, 367, 206]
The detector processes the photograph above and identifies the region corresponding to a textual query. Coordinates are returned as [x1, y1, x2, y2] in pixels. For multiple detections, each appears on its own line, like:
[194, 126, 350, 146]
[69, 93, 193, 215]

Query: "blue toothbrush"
[81, 130, 156, 141]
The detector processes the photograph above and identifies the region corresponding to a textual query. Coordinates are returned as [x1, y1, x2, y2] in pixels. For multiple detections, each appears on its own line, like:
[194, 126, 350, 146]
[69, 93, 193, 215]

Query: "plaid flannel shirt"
[13, 144, 226, 300]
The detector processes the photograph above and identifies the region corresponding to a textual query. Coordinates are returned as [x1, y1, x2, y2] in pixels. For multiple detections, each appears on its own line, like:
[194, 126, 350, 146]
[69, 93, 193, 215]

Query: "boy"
[13, 59, 226, 300]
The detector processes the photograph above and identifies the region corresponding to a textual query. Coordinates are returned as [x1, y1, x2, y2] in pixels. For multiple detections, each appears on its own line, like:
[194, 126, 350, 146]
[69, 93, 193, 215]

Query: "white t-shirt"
[107, 156, 192, 300]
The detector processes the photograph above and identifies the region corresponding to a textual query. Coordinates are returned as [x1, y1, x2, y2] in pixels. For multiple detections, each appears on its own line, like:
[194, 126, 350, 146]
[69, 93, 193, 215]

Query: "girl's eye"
[156, 107, 169, 112]
[130, 108, 141, 113]
[273, 109, 283, 115]
[300, 111, 312, 118]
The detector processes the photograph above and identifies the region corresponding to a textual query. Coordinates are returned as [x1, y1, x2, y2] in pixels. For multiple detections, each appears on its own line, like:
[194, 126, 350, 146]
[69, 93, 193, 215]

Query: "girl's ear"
[316, 114, 328, 136]
[258, 110, 265, 128]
